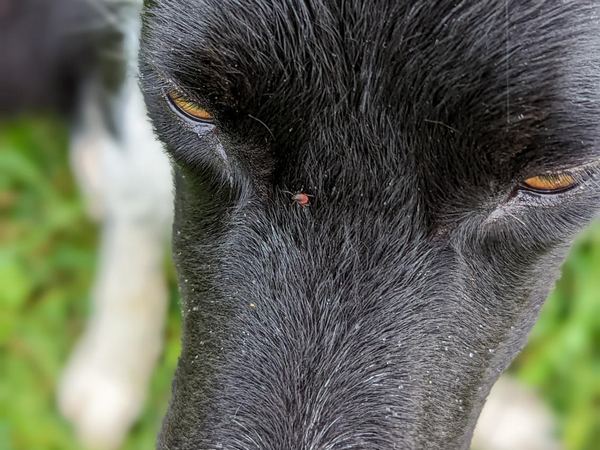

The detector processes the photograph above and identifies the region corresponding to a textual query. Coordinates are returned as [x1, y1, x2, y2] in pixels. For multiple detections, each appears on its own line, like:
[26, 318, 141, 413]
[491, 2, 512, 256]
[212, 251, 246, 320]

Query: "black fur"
[140, 1, 600, 449]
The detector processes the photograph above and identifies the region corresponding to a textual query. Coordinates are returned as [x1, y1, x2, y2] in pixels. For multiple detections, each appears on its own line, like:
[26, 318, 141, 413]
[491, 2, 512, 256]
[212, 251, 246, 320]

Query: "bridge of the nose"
[168, 191, 498, 447]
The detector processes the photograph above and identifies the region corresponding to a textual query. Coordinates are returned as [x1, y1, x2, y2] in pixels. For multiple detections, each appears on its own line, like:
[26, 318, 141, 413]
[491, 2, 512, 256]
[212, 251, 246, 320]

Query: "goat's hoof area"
[57, 353, 145, 450]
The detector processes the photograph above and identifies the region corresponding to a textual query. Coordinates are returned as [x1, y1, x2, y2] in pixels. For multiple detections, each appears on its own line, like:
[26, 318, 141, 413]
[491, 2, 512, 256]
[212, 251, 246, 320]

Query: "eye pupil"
[522, 173, 576, 192]
[168, 92, 213, 122]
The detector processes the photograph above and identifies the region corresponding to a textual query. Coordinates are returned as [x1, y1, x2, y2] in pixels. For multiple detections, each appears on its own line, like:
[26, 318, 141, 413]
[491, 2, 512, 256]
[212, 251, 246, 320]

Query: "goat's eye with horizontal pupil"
[167, 92, 213, 123]
[522, 173, 577, 193]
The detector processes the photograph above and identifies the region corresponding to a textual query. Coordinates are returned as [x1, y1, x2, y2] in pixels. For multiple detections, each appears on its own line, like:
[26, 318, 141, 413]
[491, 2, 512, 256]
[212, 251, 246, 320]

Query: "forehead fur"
[142, 0, 600, 183]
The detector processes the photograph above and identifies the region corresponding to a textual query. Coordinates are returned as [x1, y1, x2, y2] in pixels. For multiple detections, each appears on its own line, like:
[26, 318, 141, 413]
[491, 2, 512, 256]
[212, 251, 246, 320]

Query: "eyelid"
[520, 163, 600, 194]
[166, 90, 214, 123]
[522, 173, 577, 193]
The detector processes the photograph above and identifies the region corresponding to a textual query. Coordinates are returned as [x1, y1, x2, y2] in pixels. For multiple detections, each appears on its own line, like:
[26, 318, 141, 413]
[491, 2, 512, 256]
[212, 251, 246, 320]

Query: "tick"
[292, 192, 310, 205]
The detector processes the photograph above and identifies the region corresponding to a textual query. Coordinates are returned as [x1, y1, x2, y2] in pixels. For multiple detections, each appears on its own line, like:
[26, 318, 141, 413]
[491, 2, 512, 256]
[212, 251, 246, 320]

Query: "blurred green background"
[0, 116, 599, 450]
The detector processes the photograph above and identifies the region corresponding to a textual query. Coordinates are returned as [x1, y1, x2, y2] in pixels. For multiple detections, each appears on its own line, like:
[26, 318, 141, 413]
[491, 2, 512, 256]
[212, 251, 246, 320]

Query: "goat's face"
[140, 1, 600, 448]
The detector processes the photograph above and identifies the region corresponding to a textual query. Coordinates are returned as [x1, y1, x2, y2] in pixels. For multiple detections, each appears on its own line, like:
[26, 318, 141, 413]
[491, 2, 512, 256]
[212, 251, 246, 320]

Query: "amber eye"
[522, 173, 577, 193]
[167, 92, 213, 122]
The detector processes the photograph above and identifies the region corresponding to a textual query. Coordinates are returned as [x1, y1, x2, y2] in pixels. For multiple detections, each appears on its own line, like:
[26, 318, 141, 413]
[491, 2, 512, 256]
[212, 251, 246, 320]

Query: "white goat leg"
[59, 4, 173, 447]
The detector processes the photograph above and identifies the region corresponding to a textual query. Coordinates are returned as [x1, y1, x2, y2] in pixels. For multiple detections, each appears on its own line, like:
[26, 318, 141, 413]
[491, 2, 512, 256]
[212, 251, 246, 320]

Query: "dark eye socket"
[520, 173, 578, 194]
[167, 91, 214, 123]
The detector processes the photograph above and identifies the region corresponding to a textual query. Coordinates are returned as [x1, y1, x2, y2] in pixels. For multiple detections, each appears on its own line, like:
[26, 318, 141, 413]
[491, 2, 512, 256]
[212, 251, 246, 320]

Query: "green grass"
[1, 116, 599, 450]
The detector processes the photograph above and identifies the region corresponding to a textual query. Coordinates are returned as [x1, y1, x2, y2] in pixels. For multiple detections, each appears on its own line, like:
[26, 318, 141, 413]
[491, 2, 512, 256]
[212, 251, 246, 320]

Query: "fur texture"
[140, 1, 600, 449]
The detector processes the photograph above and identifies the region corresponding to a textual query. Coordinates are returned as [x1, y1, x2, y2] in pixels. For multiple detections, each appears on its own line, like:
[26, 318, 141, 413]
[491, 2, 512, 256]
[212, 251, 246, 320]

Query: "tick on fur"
[292, 192, 311, 206]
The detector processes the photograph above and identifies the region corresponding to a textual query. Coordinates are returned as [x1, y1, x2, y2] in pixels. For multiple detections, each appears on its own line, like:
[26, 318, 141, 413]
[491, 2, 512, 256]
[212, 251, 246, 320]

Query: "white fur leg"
[58, 220, 169, 450]
[59, 140, 172, 449]
[69, 82, 109, 222]
[60, 30, 173, 448]
[471, 375, 562, 450]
